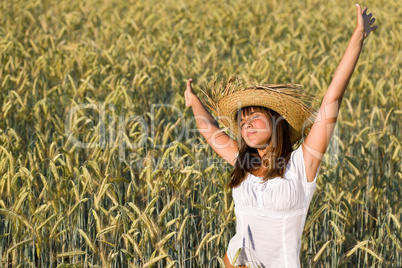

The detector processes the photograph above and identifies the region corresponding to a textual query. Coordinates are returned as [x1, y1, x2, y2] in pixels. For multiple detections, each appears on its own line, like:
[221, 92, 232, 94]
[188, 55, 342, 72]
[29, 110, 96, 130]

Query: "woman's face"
[240, 107, 272, 149]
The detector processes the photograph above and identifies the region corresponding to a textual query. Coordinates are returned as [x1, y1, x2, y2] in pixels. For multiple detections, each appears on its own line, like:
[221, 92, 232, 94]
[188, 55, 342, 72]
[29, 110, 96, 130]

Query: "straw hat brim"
[200, 77, 316, 145]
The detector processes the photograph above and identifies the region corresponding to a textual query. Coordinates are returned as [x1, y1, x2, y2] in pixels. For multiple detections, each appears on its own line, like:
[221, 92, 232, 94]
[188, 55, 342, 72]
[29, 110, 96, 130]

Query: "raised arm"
[302, 4, 378, 182]
[185, 79, 238, 166]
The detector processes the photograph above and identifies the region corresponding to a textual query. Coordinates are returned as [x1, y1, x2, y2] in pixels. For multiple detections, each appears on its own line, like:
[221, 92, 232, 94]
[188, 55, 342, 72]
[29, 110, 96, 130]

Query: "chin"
[247, 142, 266, 149]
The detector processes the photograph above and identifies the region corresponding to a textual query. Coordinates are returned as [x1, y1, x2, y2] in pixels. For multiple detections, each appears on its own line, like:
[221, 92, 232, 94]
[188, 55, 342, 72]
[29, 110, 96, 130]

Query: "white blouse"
[226, 145, 319, 268]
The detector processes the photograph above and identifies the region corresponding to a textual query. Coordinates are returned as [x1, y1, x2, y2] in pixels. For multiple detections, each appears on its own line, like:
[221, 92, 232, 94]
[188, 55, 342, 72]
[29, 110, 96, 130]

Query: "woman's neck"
[257, 144, 272, 158]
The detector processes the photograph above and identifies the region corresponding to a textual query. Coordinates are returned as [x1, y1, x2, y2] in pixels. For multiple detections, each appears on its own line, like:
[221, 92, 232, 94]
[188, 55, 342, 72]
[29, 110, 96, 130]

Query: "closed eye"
[240, 115, 259, 128]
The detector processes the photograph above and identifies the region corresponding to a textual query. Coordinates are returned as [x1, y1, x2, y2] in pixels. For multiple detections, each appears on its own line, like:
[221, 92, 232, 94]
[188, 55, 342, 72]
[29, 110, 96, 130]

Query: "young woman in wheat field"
[184, 4, 377, 267]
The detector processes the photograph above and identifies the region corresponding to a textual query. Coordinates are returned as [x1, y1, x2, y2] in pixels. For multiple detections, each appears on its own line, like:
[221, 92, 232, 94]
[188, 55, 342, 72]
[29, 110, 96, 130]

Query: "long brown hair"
[229, 106, 293, 188]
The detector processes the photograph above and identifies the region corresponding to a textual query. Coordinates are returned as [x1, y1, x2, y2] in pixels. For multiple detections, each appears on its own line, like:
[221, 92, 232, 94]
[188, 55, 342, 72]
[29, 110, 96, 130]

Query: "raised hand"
[355, 4, 378, 40]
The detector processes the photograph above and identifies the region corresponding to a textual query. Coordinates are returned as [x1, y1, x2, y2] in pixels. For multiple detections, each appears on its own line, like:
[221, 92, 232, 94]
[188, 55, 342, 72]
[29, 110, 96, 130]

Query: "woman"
[184, 4, 377, 267]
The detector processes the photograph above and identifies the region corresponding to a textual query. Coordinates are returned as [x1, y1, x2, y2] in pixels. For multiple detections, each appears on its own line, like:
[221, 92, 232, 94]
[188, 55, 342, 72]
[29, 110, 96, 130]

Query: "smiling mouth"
[247, 131, 257, 137]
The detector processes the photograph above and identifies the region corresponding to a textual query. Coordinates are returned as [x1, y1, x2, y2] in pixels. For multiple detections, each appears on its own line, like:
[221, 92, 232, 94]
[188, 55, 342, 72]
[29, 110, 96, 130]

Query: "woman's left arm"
[302, 4, 378, 182]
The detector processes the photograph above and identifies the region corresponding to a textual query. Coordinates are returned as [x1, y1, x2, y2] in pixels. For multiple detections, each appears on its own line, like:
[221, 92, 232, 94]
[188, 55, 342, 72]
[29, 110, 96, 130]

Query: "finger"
[187, 79, 193, 90]
[367, 13, 372, 19]
[355, 4, 363, 24]
[362, 6, 367, 16]
[355, 3, 361, 13]
[370, 17, 375, 24]
[371, 25, 378, 31]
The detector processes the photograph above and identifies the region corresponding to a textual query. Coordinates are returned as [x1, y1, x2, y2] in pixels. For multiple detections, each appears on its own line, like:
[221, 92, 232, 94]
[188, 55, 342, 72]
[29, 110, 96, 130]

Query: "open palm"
[356, 4, 378, 39]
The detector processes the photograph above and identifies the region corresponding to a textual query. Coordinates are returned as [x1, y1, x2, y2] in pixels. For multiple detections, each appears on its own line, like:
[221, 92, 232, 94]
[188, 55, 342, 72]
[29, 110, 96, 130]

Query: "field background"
[0, 0, 401, 267]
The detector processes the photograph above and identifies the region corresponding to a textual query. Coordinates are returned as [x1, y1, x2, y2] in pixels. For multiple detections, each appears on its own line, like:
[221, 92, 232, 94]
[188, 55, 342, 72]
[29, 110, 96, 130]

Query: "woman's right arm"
[185, 79, 238, 166]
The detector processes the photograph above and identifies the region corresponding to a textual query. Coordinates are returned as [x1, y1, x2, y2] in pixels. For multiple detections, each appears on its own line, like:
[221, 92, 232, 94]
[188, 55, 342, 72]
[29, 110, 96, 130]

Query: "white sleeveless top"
[227, 145, 319, 268]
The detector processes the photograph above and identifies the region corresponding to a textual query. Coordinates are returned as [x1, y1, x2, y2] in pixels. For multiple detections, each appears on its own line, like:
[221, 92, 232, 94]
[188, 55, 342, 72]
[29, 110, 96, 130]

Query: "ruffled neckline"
[248, 173, 264, 183]
[247, 173, 285, 188]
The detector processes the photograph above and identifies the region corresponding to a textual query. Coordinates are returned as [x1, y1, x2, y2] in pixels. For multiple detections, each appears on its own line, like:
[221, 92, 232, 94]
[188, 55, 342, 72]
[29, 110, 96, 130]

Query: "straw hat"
[199, 76, 317, 145]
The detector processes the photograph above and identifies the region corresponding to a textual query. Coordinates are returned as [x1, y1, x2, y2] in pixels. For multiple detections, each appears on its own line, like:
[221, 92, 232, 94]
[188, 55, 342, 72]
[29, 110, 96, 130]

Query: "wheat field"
[0, 0, 401, 267]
